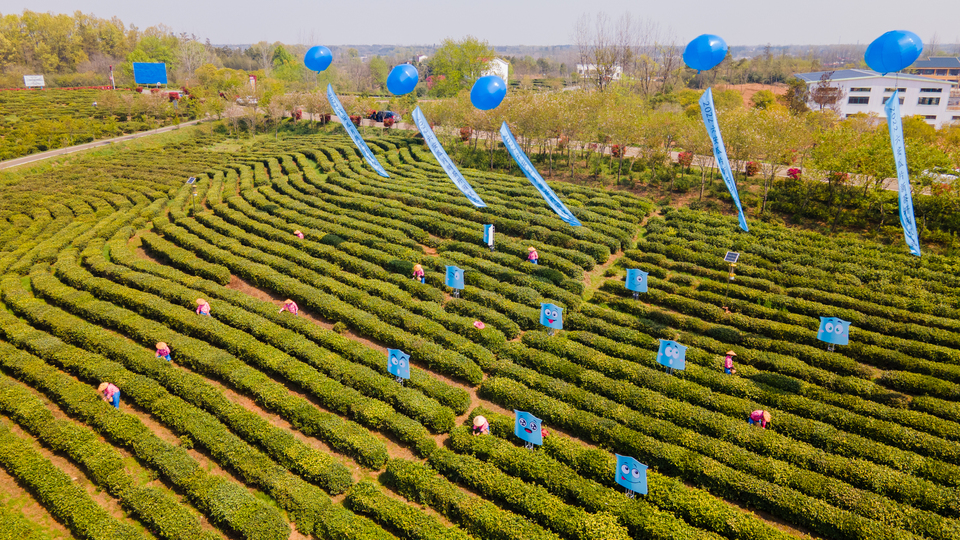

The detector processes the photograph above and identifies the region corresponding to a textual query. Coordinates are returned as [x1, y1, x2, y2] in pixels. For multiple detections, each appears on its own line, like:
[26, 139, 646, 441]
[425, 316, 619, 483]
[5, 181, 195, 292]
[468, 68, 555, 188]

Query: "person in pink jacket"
[527, 246, 539, 265]
[195, 299, 211, 316]
[748, 410, 771, 429]
[472, 415, 490, 435]
[155, 342, 172, 362]
[279, 299, 299, 315]
[294, 229, 304, 239]
[723, 351, 736, 374]
[412, 264, 425, 284]
[98, 382, 121, 408]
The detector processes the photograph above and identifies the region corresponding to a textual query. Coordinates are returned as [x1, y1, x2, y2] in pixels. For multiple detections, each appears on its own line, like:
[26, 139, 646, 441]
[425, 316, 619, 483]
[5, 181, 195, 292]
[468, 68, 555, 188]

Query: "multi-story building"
[909, 57, 960, 84]
[794, 69, 958, 128]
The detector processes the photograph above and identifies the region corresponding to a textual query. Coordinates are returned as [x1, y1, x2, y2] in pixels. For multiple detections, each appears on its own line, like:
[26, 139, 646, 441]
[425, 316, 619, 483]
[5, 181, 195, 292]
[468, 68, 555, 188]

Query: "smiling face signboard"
[540, 303, 563, 331]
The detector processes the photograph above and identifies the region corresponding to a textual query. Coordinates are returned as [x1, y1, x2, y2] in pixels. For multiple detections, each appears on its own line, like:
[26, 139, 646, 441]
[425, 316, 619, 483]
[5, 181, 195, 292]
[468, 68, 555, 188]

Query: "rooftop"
[912, 57, 960, 69]
[794, 69, 950, 84]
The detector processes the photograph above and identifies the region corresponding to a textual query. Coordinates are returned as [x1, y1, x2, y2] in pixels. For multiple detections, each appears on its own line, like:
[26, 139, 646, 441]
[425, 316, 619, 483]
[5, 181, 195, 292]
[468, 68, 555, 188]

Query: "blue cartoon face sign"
[445, 266, 465, 289]
[817, 317, 850, 346]
[540, 303, 563, 330]
[625, 269, 649, 293]
[657, 340, 687, 370]
[615, 454, 648, 494]
[514, 410, 543, 446]
[387, 349, 410, 380]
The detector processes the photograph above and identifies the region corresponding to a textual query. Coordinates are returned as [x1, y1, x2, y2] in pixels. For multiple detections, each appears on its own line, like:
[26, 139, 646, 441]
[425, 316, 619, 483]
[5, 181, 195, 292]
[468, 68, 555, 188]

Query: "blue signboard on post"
[133, 63, 168, 85]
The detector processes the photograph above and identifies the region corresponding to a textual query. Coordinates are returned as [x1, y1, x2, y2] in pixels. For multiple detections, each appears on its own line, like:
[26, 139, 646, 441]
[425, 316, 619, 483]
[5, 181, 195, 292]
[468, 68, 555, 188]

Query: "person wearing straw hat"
[195, 299, 211, 316]
[98, 382, 121, 409]
[294, 230, 304, 239]
[412, 264, 425, 284]
[723, 351, 737, 375]
[279, 299, 299, 315]
[472, 415, 490, 435]
[155, 342, 172, 362]
[527, 246, 539, 265]
[748, 410, 771, 429]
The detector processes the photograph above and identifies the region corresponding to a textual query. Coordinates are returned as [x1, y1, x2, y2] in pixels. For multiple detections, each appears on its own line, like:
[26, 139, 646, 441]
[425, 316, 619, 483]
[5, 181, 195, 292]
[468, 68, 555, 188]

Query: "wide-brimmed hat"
[762, 411, 771, 422]
[284, 299, 294, 304]
[414, 264, 423, 270]
[528, 246, 536, 251]
[156, 342, 168, 349]
[294, 230, 302, 234]
[726, 351, 736, 356]
[473, 415, 487, 427]
[196, 299, 207, 304]
[97, 382, 109, 392]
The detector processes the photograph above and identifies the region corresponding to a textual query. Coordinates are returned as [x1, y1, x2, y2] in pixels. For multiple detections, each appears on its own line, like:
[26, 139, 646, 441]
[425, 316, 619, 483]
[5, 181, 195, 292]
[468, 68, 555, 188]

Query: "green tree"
[778, 76, 811, 114]
[369, 56, 388, 90]
[428, 36, 495, 97]
[750, 90, 776, 110]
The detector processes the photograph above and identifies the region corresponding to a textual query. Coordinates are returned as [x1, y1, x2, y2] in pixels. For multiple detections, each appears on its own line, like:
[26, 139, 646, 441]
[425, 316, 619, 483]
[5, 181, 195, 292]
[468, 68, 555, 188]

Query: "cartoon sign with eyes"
[625, 269, 648, 294]
[514, 410, 543, 447]
[615, 454, 648, 496]
[387, 349, 410, 380]
[657, 339, 687, 372]
[817, 317, 850, 346]
[539, 303, 564, 331]
[445, 265, 465, 290]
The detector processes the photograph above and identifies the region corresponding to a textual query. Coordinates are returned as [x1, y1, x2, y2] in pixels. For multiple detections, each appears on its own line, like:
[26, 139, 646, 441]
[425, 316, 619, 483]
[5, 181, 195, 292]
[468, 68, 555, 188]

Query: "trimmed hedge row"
[344, 481, 471, 540]
[139, 231, 231, 285]
[494, 341, 960, 516]
[446, 426, 727, 540]
[206, 199, 508, 353]
[427, 445, 631, 540]
[455, 413, 794, 540]
[0, 374, 222, 540]
[381, 458, 562, 540]
[0, 337, 288, 540]
[56, 249, 439, 460]
[85, 244, 455, 435]
[0, 418, 144, 540]
[0, 505, 49, 540]
[478, 376, 927, 540]
[107, 233, 470, 414]
[555, 325, 960, 482]
[154, 215, 483, 384]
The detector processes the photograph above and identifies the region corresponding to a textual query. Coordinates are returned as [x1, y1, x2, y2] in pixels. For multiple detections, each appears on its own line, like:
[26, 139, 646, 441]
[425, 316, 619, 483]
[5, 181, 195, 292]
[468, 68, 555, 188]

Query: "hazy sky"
[9, 0, 960, 48]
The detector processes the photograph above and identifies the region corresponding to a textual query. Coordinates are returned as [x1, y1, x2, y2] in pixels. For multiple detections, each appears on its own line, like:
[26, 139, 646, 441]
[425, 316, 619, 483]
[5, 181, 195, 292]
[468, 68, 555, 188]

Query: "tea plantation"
[0, 126, 956, 540]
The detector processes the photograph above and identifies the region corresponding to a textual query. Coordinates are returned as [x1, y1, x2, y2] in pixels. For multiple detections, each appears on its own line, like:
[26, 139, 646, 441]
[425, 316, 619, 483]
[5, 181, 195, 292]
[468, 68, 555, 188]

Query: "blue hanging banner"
[499, 122, 581, 226]
[483, 224, 495, 247]
[884, 90, 922, 257]
[699, 89, 749, 232]
[325, 84, 390, 178]
[412, 106, 486, 208]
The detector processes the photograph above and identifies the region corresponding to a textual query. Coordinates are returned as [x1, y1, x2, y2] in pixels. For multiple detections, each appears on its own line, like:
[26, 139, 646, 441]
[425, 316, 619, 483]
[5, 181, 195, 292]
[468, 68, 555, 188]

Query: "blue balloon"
[387, 64, 419, 95]
[683, 34, 728, 72]
[470, 75, 507, 110]
[304, 46, 333, 72]
[865, 31, 923, 75]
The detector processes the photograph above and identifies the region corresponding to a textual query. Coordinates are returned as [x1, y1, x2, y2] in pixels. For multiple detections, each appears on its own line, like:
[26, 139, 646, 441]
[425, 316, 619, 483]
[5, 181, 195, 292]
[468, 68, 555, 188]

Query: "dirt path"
[0, 453, 72, 540]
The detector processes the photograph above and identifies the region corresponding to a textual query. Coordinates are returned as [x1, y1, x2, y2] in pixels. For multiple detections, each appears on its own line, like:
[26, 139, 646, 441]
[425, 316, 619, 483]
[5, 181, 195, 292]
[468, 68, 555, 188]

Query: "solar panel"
[186, 177, 196, 184]
[724, 252, 740, 263]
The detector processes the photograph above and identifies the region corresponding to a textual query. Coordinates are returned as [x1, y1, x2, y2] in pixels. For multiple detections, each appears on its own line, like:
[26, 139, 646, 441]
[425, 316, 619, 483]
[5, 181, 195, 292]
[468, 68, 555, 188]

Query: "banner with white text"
[885, 90, 921, 257]
[412, 106, 486, 207]
[699, 88, 749, 232]
[326, 84, 390, 178]
[499, 122, 581, 226]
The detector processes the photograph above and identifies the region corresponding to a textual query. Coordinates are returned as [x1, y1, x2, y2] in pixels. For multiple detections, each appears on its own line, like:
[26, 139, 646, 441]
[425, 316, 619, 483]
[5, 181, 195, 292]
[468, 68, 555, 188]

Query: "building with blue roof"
[909, 57, 960, 83]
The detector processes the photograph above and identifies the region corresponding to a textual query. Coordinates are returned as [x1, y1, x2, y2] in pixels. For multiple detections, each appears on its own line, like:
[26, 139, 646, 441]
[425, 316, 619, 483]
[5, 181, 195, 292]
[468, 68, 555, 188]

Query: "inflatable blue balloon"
[865, 30, 923, 75]
[304, 46, 333, 72]
[387, 64, 419, 96]
[683, 34, 728, 72]
[470, 75, 507, 110]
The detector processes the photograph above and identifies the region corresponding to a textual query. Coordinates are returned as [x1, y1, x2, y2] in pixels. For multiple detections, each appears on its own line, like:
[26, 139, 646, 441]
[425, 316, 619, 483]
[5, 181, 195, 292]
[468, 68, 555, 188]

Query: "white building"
[576, 63, 623, 82]
[794, 69, 957, 128]
[482, 57, 509, 85]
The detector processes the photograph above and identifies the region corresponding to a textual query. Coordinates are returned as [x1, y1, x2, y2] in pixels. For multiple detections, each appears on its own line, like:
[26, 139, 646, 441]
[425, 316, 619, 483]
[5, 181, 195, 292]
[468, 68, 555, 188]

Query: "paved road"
[0, 119, 203, 171]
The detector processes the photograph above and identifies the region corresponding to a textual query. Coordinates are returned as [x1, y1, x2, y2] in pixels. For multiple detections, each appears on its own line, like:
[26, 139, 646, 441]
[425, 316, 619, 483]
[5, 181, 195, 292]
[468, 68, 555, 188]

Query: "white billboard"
[23, 75, 45, 88]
